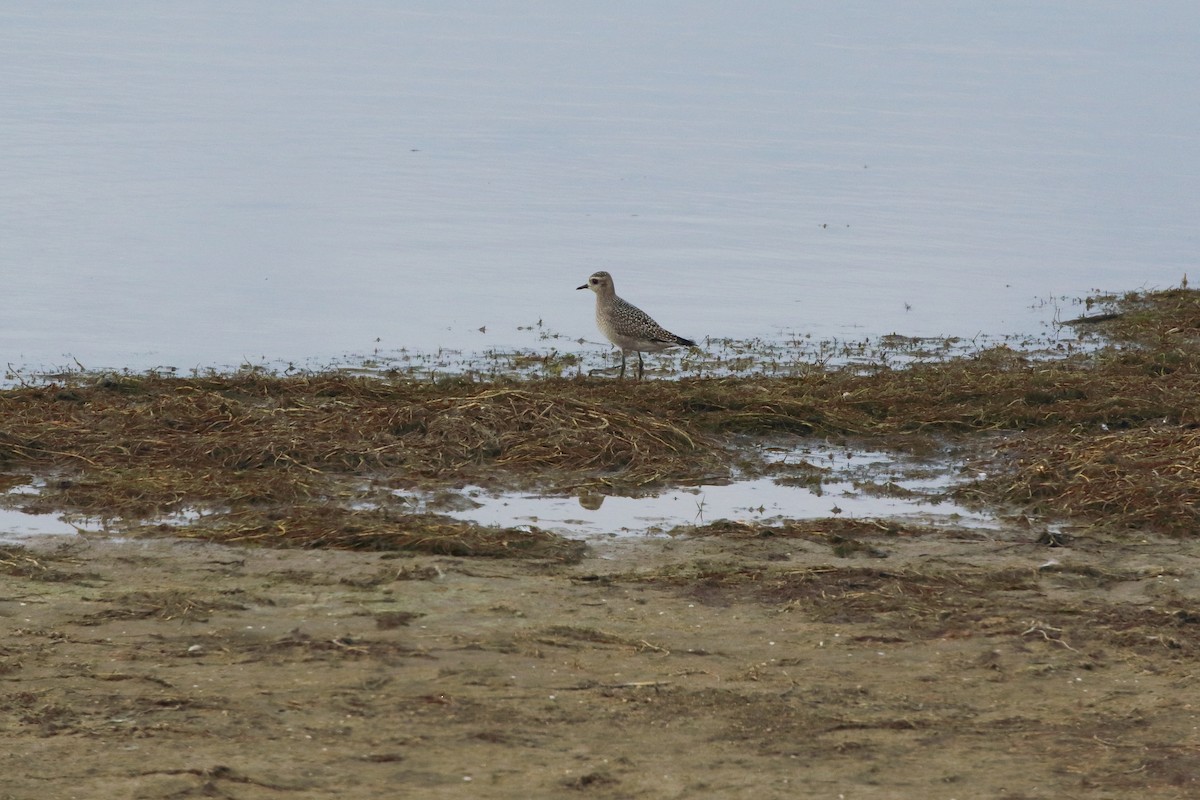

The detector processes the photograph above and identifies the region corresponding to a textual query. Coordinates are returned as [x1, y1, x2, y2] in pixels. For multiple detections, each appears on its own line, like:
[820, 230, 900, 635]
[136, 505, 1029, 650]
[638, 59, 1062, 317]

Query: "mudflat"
[3, 521, 1197, 799]
[3, 287, 1199, 798]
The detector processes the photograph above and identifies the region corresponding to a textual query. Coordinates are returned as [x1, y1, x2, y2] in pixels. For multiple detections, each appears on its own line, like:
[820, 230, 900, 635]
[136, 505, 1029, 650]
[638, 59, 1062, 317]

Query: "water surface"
[3, 3, 1196, 374]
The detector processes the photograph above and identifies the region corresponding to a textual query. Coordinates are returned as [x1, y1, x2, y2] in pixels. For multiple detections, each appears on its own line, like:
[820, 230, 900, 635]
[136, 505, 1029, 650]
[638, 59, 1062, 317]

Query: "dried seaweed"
[0, 287, 1198, 543]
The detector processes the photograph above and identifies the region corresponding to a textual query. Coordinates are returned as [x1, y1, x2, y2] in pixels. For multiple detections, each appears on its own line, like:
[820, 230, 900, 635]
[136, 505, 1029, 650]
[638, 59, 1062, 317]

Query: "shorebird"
[576, 270, 697, 379]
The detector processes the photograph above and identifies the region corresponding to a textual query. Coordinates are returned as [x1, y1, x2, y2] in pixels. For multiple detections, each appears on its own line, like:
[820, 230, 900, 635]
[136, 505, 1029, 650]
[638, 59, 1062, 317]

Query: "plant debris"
[0, 286, 1197, 544]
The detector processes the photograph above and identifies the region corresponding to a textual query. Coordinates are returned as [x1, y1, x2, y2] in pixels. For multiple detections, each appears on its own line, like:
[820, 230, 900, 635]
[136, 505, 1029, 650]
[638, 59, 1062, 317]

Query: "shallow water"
[1, 443, 991, 543]
[433, 478, 989, 541]
[412, 444, 993, 539]
[3, 3, 1197, 376]
[0, 506, 92, 543]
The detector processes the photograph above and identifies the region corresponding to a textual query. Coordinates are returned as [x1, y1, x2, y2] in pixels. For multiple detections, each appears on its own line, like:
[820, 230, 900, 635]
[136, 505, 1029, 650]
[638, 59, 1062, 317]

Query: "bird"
[576, 270, 697, 379]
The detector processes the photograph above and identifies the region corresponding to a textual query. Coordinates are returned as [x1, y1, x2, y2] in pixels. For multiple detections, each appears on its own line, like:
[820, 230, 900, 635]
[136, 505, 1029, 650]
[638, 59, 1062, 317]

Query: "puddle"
[2, 444, 996, 544]
[1, 477, 110, 543]
[409, 443, 994, 539]
[437, 480, 987, 539]
[0, 506, 95, 543]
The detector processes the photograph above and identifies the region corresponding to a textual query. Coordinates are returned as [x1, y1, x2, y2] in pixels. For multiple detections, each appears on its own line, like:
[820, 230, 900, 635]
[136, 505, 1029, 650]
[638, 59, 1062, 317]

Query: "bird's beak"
[576, 283, 588, 290]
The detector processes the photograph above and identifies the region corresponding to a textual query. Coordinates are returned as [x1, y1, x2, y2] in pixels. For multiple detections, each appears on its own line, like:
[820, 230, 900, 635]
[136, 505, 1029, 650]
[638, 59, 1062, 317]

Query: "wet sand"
[3, 524, 1198, 799]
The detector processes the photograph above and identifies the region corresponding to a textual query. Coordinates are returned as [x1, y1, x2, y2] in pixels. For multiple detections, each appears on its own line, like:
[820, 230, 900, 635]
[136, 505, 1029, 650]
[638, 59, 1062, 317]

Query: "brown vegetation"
[0, 287, 1197, 549]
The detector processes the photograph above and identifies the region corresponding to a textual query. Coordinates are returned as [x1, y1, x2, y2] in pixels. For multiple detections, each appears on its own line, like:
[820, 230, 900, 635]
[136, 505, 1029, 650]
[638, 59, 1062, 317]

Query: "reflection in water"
[422, 445, 993, 540]
[578, 493, 605, 512]
[0, 506, 92, 543]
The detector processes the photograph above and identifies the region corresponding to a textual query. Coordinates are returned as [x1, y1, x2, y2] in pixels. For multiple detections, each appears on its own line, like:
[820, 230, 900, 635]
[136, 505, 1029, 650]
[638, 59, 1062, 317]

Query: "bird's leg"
[636, 352, 644, 380]
[619, 350, 627, 378]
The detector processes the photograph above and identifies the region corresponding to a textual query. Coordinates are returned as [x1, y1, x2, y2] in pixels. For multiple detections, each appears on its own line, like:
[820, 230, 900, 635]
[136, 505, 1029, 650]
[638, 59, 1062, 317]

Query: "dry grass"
[129, 506, 585, 561]
[1, 378, 723, 494]
[960, 425, 1200, 532]
[1, 286, 1198, 545]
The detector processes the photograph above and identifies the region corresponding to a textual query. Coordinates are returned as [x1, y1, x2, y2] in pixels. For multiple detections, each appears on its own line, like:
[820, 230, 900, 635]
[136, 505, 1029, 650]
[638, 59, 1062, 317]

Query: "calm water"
[428, 443, 993, 539]
[3, 3, 1197, 375]
[2, 441, 990, 543]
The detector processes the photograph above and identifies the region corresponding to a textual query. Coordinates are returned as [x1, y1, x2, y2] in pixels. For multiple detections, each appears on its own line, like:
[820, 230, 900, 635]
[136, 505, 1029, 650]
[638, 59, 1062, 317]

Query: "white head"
[576, 270, 614, 295]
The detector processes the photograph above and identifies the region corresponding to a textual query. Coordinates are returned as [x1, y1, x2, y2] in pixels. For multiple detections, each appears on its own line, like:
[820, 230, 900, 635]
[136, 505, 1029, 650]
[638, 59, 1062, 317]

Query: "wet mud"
[3, 522, 1198, 799]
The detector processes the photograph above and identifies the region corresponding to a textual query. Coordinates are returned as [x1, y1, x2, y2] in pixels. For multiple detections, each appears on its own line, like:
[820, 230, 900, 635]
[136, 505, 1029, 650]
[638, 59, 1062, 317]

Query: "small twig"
[1021, 621, 1079, 652]
[560, 680, 671, 691]
[1063, 312, 1122, 325]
